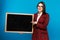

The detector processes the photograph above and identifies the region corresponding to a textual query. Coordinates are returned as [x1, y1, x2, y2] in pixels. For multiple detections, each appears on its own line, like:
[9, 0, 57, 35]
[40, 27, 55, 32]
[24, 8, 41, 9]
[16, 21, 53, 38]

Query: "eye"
[38, 6, 43, 7]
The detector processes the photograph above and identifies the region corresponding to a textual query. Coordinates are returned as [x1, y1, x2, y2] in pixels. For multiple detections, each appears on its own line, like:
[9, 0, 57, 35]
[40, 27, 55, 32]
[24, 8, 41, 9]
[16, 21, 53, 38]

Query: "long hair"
[37, 1, 46, 14]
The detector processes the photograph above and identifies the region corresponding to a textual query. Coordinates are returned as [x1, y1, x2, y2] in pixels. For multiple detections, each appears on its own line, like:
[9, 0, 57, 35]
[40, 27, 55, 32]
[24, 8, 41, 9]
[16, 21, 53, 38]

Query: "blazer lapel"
[34, 14, 37, 21]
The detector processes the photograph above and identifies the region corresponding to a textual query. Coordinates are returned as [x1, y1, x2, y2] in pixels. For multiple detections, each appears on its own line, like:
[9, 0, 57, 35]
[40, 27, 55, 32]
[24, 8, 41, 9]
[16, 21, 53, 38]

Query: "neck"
[38, 12, 42, 14]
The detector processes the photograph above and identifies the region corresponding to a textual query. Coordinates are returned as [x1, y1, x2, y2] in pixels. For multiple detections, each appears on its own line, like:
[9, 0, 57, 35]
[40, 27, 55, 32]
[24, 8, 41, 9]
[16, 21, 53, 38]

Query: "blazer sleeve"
[36, 14, 49, 29]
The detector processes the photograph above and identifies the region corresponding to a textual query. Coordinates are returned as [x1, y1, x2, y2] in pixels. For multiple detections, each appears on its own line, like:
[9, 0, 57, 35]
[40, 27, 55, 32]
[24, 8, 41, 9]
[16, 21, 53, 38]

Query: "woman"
[32, 1, 49, 40]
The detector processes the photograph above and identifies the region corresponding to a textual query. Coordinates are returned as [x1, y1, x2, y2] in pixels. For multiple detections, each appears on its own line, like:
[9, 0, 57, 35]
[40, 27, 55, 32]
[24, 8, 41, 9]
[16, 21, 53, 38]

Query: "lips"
[38, 8, 41, 10]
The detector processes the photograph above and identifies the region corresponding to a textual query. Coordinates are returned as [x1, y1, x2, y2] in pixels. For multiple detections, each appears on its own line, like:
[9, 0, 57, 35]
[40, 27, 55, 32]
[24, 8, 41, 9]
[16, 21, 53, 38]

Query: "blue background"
[0, 0, 60, 40]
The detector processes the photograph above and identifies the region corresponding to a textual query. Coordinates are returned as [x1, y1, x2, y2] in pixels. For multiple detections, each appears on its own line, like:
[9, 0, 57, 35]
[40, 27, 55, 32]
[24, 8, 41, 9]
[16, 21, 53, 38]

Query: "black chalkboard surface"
[5, 13, 33, 33]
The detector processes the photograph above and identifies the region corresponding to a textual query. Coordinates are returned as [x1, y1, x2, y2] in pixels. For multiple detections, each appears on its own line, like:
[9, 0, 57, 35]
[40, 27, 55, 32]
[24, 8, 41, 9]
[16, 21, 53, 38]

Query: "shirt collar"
[38, 12, 43, 15]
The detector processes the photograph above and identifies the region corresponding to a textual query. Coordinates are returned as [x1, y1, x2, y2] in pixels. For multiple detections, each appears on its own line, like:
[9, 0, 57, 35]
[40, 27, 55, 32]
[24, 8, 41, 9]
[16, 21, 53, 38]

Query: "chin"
[39, 11, 42, 12]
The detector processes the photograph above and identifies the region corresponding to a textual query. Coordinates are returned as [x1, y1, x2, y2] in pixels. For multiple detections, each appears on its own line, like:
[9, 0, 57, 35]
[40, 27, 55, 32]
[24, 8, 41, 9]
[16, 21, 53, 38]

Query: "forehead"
[38, 3, 43, 6]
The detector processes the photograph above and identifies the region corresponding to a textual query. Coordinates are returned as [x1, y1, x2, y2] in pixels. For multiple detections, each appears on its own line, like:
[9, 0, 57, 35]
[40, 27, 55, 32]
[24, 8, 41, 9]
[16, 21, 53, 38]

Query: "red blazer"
[32, 13, 49, 40]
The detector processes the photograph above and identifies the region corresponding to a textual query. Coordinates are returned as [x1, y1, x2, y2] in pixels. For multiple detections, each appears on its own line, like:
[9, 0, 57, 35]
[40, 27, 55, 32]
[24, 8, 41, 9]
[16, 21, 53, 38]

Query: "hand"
[19, 32, 23, 34]
[31, 21, 37, 25]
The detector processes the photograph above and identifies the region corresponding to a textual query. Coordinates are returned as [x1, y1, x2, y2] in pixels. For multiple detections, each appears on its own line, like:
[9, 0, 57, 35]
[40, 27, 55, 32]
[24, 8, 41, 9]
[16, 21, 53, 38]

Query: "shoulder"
[34, 13, 37, 16]
[42, 13, 49, 19]
[43, 13, 49, 17]
[34, 12, 37, 15]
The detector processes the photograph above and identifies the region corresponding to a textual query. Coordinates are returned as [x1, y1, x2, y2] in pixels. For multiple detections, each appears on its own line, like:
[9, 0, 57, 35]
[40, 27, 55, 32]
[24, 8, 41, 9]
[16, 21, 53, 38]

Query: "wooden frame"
[5, 12, 33, 33]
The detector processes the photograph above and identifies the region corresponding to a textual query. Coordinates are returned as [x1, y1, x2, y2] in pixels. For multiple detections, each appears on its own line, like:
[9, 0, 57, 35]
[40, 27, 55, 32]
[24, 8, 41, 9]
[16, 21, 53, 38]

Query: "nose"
[38, 7, 41, 10]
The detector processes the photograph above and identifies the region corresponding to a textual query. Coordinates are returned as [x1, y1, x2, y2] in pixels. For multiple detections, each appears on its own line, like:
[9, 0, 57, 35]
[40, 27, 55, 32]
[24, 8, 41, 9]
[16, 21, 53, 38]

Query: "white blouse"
[34, 12, 42, 24]
[37, 12, 42, 22]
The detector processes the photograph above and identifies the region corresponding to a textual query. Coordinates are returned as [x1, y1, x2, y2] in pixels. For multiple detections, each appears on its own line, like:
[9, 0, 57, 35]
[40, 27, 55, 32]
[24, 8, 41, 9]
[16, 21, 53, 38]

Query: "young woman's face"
[38, 3, 44, 12]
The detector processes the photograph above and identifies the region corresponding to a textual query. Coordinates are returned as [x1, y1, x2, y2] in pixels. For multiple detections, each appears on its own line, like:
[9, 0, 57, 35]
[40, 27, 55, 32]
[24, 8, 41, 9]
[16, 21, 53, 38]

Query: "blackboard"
[5, 13, 33, 33]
